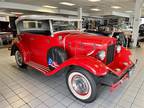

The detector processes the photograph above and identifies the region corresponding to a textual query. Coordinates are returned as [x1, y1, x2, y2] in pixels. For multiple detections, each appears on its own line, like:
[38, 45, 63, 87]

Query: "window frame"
[17, 19, 53, 37]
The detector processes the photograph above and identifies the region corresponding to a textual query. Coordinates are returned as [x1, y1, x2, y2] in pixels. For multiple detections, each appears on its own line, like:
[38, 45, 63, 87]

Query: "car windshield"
[52, 21, 77, 32]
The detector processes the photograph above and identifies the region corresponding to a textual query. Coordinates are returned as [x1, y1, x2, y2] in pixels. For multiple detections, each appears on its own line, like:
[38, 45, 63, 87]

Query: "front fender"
[49, 56, 108, 76]
[107, 47, 134, 77]
[115, 47, 132, 62]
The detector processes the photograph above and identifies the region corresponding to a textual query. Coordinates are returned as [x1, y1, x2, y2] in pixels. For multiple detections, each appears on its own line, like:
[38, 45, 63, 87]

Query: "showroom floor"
[0, 44, 144, 108]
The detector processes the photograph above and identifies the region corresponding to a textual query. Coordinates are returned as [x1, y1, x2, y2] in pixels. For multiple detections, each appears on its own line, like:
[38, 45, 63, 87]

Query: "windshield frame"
[51, 20, 78, 34]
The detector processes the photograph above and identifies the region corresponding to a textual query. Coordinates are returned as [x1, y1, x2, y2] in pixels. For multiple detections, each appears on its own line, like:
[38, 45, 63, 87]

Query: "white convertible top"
[16, 15, 81, 24]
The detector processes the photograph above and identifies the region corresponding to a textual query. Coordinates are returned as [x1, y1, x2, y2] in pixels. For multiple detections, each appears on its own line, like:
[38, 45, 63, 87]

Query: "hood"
[65, 32, 116, 45]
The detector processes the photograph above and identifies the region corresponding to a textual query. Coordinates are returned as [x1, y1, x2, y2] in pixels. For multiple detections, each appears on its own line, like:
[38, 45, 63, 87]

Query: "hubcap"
[68, 72, 92, 100]
[72, 75, 89, 96]
[15, 51, 23, 66]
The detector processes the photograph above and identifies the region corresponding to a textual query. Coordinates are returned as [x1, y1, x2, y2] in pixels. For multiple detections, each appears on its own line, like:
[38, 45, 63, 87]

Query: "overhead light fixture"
[88, 0, 101, 2]
[125, 11, 133, 13]
[60, 2, 75, 6]
[11, 12, 23, 15]
[90, 8, 100, 11]
[37, 9, 56, 13]
[43, 5, 58, 9]
[111, 6, 121, 9]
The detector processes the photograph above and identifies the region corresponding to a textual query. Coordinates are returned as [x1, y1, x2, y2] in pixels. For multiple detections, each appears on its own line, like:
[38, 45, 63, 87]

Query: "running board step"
[27, 61, 51, 75]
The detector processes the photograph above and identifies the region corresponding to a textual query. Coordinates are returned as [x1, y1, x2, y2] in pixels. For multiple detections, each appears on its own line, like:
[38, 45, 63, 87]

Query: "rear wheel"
[15, 50, 27, 68]
[66, 68, 97, 103]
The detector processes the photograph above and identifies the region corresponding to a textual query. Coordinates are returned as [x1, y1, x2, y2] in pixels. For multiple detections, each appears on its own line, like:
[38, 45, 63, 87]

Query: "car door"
[18, 33, 30, 48]
[20, 20, 53, 66]
[29, 33, 53, 66]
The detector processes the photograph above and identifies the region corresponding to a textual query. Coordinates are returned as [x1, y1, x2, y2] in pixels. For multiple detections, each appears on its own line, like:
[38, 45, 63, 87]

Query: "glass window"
[52, 21, 77, 32]
[28, 22, 36, 28]
[18, 20, 51, 36]
[22, 20, 48, 30]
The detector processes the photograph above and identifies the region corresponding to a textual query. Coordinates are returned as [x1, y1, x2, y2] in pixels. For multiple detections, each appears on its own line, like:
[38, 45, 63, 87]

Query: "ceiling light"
[11, 12, 23, 15]
[111, 6, 121, 9]
[90, 8, 100, 11]
[37, 9, 56, 13]
[125, 11, 133, 13]
[88, 0, 101, 2]
[60, 2, 75, 6]
[43, 5, 57, 9]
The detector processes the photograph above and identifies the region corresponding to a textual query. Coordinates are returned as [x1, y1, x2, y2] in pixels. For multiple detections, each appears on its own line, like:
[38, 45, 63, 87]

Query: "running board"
[27, 61, 51, 75]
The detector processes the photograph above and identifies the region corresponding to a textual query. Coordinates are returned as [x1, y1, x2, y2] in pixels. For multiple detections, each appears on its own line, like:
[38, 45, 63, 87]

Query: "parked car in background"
[11, 15, 136, 103]
[0, 21, 11, 32]
[139, 24, 144, 42]
[0, 32, 13, 45]
[85, 30, 128, 47]
[0, 21, 13, 46]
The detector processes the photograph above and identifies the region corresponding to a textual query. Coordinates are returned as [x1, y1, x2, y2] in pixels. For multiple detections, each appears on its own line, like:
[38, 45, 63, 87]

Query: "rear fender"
[11, 42, 30, 63]
[11, 44, 18, 56]
[48, 56, 108, 76]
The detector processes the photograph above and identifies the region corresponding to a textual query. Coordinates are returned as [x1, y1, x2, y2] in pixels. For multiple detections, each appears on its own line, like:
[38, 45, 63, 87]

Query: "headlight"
[97, 50, 106, 60]
[116, 45, 121, 53]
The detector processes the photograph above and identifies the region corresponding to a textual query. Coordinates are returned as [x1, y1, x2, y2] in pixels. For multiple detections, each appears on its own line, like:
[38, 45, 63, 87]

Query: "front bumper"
[100, 59, 137, 91]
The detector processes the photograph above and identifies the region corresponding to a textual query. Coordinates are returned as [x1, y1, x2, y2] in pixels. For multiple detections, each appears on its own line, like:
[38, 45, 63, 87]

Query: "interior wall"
[140, 18, 144, 24]
[0, 16, 9, 21]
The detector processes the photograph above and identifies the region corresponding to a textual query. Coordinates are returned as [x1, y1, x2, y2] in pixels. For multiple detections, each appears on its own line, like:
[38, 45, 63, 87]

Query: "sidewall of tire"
[66, 68, 97, 103]
[15, 50, 27, 68]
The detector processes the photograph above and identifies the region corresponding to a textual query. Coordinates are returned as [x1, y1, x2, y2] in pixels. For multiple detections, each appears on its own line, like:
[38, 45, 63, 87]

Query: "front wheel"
[15, 50, 27, 68]
[66, 68, 98, 103]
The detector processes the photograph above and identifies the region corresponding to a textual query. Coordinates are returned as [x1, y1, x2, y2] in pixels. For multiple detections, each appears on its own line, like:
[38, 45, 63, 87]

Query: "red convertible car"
[11, 15, 136, 103]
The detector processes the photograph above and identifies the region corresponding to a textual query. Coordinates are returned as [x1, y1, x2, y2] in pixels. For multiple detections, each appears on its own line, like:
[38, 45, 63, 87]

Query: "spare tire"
[47, 47, 67, 70]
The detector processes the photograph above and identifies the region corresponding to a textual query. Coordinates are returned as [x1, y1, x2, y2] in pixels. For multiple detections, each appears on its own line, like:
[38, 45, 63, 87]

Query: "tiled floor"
[0, 44, 144, 108]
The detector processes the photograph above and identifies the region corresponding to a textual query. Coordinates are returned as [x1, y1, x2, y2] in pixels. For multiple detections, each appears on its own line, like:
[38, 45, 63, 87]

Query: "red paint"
[12, 30, 134, 78]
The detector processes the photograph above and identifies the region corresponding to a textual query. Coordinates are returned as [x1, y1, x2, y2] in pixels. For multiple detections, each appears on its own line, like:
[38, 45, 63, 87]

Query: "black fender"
[11, 44, 18, 56]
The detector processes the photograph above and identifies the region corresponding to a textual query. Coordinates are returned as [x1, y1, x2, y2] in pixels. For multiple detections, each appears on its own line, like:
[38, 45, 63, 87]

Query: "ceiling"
[3, 0, 135, 13]
[0, 0, 144, 17]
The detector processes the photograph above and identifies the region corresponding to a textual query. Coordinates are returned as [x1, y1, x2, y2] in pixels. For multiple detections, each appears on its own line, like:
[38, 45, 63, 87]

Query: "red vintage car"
[11, 15, 136, 103]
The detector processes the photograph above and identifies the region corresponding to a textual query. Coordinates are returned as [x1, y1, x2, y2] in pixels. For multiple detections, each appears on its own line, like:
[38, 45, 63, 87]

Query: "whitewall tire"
[66, 68, 97, 103]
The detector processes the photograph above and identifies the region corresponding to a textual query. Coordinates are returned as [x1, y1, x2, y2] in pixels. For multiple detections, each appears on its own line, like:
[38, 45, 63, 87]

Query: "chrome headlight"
[116, 45, 121, 53]
[97, 50, 106, 60]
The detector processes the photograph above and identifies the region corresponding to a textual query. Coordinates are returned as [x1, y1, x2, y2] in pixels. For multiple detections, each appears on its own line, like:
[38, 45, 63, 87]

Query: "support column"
[132, 0, 143, 47]
[129, 16, 134, 27]
[78, 7, 82, 31]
